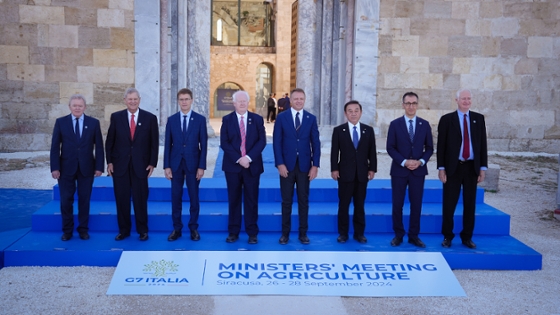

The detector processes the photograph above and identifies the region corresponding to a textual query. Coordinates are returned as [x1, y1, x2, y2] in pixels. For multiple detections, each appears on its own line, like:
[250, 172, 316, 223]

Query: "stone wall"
[376, 0, 560, 153]
[0, 0, 135, 152]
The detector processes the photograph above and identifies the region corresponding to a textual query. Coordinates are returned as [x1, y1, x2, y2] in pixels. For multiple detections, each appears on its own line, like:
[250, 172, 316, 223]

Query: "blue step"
[32, 201, 510, 235]
[52, 177, 485, 204]
[1, 230, 541, 270]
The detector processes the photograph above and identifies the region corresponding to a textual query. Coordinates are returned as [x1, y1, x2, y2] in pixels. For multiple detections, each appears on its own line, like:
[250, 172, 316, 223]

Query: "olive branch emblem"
[143, 260, 179, 277]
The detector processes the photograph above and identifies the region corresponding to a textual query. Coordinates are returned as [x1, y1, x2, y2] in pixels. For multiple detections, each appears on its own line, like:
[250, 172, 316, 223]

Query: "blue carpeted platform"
[0, 173, 542, 270]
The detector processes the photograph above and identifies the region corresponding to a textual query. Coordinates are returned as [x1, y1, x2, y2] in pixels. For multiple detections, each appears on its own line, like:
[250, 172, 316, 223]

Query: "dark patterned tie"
[353, 126, 359, 149]
[295, 112, 301, 131]
[182, 115, 187, 139]
[75, 118, 80, 141]
[240, 115, 246, 156]
[408, 119, 414, 142]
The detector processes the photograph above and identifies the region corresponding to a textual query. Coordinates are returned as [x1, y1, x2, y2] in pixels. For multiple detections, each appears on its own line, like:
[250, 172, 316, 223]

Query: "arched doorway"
[255, 63, 273, 117]
[213, 82, 243, 118]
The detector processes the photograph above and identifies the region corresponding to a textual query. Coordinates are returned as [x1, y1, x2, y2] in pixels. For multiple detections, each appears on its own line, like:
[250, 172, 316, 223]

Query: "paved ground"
[0, 119, 559, 315]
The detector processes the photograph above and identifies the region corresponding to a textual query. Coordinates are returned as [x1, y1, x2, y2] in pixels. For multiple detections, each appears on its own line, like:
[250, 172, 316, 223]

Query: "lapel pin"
[362, 130, 365, 134]
[342, 129, 346, 132]
[473, 120, 476, 123]
[85, 126, 88, 129]
[419, 122, 422, 125]
[138, 123, 142, 126]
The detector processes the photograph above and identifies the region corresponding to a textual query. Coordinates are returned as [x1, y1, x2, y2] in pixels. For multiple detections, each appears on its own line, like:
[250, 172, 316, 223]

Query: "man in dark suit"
[106, 88, 159, 241]
[164, 88, 208, 242]
[331, 100, 377, 244]
[387, 92, 433, 248]
[50, 94, 104, 241]
[277, 93, 289, 114]
[220, 90, 266, 244]
[273, 88, 321, 245]
[266, 93, 276, 123]
[437, 89, 488, 249]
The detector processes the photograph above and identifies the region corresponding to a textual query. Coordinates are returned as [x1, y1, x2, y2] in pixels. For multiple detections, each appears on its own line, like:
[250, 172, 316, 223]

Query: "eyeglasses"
[403, 102, 418, 107]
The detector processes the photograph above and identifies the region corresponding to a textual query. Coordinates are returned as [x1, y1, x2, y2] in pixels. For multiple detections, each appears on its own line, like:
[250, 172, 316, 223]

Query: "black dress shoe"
[61, 233, 72, 241]
[441, 238, 452, 248]
[462, 239, 477, 249]
[139, 233, 149, 241]
[248, 235, 258, 244]
[115, 233, 130, 241]
[337, 235, 348, 243]
[298, 234, 310, 244]
[226, 233, 239, 243]
[190, 230, 200, 241]
[390, 236, 403, 247]
[279, 234, 289, 245]
[353, 235, 367, 244]
[168, 230, 182, 241]
[79, 232, 90, 240]
[408, 237, 426, 248]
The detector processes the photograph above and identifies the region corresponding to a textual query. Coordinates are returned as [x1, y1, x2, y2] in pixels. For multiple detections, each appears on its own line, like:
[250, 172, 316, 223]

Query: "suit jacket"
[330, 122, 377, 182]
[273, 109, 321, 172]
[220, 111, 266, 177]
[163, 110, 208, 173]
[437, 110, 488, 177]
[105, 108, 159, 178]
[387, 116, 433, 177]
[50, 114, 104, 176]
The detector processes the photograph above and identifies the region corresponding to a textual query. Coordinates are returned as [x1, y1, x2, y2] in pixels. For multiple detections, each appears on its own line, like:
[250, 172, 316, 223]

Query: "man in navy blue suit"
[106, 88, 159, 241]
[273, 88, 321, 245]
[220, 90, 266, 244]
[50, 94, 104, 241]
[331, 100, 377, 244]
[387, 92, 433, 248]
[164, 88, 208, 242]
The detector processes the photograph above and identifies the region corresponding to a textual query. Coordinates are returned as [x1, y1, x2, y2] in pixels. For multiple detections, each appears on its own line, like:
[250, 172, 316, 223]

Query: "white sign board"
[107, 251, 465, 297]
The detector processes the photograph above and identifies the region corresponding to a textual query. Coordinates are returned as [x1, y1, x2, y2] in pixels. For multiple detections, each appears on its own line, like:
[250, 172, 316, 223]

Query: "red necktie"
[130, 114, 136, 140]
[240, 115, 246, 157]
[462, 113, 470, 160]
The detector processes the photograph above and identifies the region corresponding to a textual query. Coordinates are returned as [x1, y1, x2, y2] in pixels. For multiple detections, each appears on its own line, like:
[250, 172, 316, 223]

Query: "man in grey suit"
[50, 94, 104, 241]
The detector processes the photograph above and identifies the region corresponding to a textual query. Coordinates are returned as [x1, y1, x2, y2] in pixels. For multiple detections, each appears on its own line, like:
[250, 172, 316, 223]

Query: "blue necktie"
[182, 115, 187, 139]
[352, 126, 359, 149]
[408, 119, 414, 142]
[295, 112, 301, 131]
[75, 118, 80, 141]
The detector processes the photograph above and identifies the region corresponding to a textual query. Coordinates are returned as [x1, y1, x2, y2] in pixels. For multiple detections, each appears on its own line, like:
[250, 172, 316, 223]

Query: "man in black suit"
[386, 92, 433, 248]
[106, 88, 159, 241]
[220, 90, 266, 244]
[164, 88, 208, 242]
[437, 89, 488, 249]
[273, 88, 321, 245]
[330, 100, 377, 244]
[50, 94, 104, 241]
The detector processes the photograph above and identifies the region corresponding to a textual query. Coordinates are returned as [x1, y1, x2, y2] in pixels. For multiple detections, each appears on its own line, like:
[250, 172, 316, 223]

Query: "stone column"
[352, 0, 380, 127]
[296, 0, 318, 116]
[134, 0, 161, 119]
[160, 0, 170, 125]
[185, 1, 210, 121]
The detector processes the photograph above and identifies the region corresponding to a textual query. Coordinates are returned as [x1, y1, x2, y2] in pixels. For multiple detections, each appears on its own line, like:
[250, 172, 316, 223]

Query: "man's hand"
[477, 169, 486, 183]
[438, 169, 447, 184]
[164, 168, 172, 180]
[107, 163, 113, 176]
[51, 170, 60, 180]
[308, 166, 318, 181]
[368, 171, 375, 180]
[331, 170, 339, 181]
[146, 165, 155, 177]
[405, 159, 420, 170]
[94, 170, 102, 177]
[196, 168, 204, 181]
[277, 164, 288, 178]
[238, 156, 251, 169]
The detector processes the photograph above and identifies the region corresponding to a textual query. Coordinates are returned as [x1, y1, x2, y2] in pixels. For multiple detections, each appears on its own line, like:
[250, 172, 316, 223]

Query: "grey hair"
[68, 94, 87, 106]
[456, 89, 472, 99]
[232, 90, 250, 102]
[124, 87, 140, 99]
